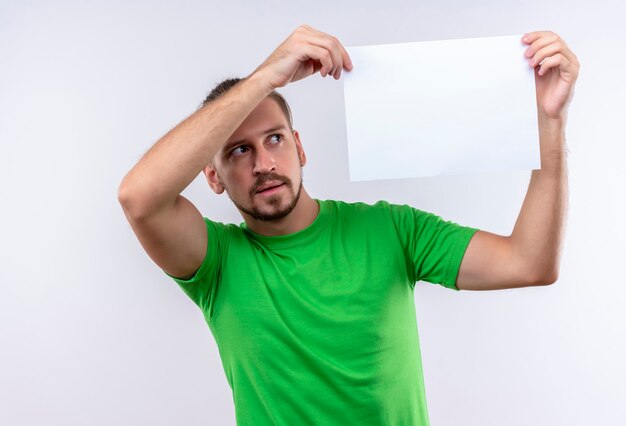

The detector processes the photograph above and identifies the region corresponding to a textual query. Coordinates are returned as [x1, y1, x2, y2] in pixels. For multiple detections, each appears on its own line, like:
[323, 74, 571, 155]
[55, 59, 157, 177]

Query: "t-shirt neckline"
[240, 199, 330, 249]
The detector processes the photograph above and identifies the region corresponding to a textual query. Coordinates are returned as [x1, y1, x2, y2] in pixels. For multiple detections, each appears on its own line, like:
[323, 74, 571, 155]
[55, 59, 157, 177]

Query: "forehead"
[226, 97, 288, 144]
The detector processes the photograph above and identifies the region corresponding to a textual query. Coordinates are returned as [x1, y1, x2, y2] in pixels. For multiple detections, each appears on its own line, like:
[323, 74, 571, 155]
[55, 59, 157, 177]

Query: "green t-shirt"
[164, 199, 478, 425]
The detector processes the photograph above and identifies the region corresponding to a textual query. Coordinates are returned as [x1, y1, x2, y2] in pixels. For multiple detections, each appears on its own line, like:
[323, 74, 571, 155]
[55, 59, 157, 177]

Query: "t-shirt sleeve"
[387, 202, 479, 291]
[162, 217, 229, 319]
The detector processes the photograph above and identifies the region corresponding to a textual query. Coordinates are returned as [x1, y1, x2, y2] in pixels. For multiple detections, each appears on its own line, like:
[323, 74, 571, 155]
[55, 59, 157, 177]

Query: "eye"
[230, 145, 249, 157]
[268, 134, 283, 144]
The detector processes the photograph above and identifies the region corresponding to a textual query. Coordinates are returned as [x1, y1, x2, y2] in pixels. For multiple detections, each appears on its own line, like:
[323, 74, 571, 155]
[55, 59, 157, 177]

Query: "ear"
[292, 129, 307, 167]
[204, 164, 225, 194]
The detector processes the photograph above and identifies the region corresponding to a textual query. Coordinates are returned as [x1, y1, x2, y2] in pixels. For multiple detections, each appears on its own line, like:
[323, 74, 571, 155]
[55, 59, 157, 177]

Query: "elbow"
[117, 181, 175, 221]
[544, 270, 559, 285]
[117, 182, 131, 207]
[117, 182, 147, 220]
[531, 268, 559, 286]
[117, 181, 135, 210]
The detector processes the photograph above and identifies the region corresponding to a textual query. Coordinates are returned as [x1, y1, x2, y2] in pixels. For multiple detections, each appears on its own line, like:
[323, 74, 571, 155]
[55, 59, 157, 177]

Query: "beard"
[223, 171, 303, 222]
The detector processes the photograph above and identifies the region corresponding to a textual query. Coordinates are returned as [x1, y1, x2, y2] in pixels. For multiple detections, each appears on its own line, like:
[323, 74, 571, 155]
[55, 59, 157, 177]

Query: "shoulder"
[202, 217, 247, 247]
[202, 216, 240, 233]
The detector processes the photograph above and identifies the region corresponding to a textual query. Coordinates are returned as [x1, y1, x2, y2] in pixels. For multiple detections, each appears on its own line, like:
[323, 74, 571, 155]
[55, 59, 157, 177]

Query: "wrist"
[538, 108, 567, 129]
[538, 111, 565, 138]
[246, 69, 275, 95]
[537, 116, 568, 164]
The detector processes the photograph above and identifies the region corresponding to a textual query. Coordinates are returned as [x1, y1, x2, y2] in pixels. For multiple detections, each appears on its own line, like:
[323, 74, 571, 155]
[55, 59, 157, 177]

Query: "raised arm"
[117, 25, 352, 279]
[117, 75, 272, 279]
[456, 31, 579, 291]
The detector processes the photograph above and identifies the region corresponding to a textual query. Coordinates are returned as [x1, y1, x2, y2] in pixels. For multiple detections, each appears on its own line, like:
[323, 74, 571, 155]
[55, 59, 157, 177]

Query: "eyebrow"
[222, 125, 289, 153]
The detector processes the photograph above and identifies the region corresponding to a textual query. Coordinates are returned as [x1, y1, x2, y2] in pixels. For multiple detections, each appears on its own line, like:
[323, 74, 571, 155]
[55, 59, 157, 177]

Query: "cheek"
[225, 171, 252, 193]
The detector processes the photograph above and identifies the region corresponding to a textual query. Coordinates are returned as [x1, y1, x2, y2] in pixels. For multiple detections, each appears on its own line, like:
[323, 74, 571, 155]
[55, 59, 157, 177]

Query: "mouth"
[255, 182, 285, 195]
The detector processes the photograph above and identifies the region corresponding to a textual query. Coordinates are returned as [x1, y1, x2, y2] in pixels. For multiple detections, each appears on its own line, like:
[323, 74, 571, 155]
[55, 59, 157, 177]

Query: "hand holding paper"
[522, 31, 580, 122]
[251, 24, 353, 91]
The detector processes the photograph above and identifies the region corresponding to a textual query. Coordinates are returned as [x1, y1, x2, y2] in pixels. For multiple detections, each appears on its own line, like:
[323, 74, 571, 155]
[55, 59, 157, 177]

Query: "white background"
[1, 0, 625, 425]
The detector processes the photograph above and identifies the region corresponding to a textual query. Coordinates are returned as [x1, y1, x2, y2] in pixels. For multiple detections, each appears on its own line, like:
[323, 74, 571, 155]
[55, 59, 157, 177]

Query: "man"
[118, 24, 579, 425]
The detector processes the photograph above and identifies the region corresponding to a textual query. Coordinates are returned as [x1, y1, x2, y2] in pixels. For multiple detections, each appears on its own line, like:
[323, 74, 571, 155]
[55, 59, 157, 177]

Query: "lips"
[250, 173, 292, 197]
[255, 182, 285, 193]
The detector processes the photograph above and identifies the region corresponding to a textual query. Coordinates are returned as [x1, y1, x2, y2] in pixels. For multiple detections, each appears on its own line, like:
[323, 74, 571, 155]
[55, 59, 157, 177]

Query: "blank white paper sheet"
[342, 34, 540, 181]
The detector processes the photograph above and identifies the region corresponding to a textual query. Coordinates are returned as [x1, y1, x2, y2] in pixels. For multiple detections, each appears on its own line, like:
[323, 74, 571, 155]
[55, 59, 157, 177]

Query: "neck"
[242, 188, 319, 236]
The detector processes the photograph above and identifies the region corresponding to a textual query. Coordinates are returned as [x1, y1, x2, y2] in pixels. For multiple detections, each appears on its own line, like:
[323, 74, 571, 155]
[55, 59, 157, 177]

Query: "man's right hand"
[251, 24, 353, 91]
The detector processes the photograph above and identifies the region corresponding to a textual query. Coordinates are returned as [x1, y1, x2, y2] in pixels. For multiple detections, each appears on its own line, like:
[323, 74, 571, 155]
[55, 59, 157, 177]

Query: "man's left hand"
[522, 31, 580, 121]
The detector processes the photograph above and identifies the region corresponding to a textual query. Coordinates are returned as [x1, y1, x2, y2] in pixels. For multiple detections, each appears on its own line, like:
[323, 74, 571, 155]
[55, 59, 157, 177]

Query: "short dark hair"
[201, 77, 293, 130]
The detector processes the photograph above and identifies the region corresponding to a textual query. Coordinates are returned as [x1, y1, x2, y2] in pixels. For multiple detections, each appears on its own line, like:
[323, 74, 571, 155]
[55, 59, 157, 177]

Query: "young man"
[118, 25, 578, 425]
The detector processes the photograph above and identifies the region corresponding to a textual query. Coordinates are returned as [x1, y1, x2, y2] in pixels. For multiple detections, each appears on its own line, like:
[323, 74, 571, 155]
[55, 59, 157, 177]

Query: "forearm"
[118, 73, 272, 217]
[509, 116, 569, 283]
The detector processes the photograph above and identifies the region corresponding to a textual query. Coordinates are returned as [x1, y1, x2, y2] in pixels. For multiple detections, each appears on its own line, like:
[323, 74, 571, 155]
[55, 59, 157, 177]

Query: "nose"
[252, 146, 276, 175]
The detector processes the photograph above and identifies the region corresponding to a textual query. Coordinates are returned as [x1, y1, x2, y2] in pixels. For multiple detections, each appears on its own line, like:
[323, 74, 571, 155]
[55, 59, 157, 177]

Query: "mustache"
[250, 172, 292, 196]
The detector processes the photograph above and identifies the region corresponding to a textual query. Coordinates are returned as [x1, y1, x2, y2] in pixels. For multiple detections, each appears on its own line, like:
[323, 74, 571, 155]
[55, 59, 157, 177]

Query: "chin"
[247, 194, 298, 221]
[257, 200, 294, 219]
[234, 181, 303, 222]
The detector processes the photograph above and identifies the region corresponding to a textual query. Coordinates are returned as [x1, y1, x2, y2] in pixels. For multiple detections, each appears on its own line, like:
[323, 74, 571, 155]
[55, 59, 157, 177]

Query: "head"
[202, 77, 308, 224]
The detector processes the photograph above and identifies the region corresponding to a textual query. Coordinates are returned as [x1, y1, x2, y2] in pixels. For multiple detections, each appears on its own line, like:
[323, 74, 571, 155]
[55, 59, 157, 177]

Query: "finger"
[537, 53, 577, 80]
[537, 53, 571, 77]
[323, 33, 353, 73]
[531, 40, 576, 70]
[307, 34, 343, 79]
[524, 33, 558, 58]
[522, 31, 555, 44]
[529, 41, 563, 68]
[302, 44, 334, 77]
[301, 25, 353, 75]
[523, 32, 577, 66]
[330, 41, 352, 79]
[308, 35, 350, 79]
[336, 42, 353, 77]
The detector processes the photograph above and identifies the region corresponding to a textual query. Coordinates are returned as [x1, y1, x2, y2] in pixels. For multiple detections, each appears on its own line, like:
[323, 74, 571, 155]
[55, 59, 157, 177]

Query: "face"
[204, 97, 307, 222]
